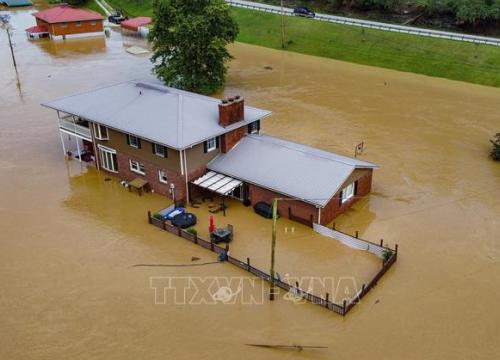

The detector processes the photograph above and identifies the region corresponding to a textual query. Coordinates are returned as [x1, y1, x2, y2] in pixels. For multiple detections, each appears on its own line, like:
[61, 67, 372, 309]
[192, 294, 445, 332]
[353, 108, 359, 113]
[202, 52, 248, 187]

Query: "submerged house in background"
[120, 16, 151, 37]
[26, 5, 103, 40]
[42, 81, 377, 226]
[1, 0, 32, 7]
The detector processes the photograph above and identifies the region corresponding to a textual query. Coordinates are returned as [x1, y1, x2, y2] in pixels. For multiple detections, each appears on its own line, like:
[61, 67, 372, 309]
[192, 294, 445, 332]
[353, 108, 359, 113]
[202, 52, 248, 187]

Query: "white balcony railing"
[59, 118, 91, 140]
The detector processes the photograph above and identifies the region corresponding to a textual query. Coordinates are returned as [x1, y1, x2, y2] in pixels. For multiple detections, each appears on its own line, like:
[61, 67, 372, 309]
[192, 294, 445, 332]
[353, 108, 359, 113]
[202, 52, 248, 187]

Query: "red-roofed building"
[121, 17, 151, 32]
[27, 5, 104, 39]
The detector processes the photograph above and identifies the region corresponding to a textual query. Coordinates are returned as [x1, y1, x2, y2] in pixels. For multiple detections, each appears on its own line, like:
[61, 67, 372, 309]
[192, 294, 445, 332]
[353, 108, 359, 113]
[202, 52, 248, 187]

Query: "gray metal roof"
[42, 81, 271, 150]
[207, 134, 378, 207]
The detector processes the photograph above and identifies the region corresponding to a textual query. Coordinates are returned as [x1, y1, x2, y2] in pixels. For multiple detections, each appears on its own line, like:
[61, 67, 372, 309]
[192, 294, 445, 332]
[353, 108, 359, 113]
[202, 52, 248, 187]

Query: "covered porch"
[58, 112, 95, 164]
[190, 171, 248, 215]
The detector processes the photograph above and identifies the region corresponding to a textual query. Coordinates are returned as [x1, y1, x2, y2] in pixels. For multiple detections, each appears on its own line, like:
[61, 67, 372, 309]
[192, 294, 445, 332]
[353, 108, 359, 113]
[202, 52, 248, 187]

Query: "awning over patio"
[192, 171, 242, 196]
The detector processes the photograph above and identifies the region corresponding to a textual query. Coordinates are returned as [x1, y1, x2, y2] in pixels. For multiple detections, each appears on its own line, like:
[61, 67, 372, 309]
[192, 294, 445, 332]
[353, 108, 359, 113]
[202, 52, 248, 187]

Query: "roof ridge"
[248, 134, 377, 168]
[41, 80, 134, 107]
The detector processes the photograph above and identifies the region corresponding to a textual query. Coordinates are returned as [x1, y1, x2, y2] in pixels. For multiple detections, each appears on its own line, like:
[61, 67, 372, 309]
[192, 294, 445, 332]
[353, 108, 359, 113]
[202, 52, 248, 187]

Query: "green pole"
[270, 198, 278, 300]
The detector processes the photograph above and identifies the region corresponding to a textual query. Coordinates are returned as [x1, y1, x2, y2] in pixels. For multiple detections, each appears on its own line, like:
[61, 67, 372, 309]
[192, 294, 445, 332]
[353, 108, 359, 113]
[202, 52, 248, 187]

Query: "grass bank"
[79, 0, 106, 16]
[100, 0, 500, 87]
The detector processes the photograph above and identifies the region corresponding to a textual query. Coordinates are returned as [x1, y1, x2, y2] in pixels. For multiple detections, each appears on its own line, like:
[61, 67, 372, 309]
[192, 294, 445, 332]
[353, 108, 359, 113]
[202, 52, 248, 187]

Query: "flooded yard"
[1, 5, 499, 360]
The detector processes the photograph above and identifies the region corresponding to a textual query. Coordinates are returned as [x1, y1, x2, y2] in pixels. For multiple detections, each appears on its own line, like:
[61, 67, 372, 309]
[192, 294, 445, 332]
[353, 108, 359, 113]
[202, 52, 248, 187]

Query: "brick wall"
[96, 149, 210, 203]
[247, 168, 374, 226]
[319, 169, 373, 225]
[220, 127, 246, 153]
[38, 19, 104, 37]
[248, 185, 319, 224]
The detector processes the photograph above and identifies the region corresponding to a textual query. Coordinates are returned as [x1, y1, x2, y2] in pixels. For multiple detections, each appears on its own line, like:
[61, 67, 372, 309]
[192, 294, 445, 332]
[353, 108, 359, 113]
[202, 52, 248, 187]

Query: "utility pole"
[269, 198, 278, 300]
[1, 15, 17, 70]
[6, 27, 17, 69]
[280, 0, 285, 48]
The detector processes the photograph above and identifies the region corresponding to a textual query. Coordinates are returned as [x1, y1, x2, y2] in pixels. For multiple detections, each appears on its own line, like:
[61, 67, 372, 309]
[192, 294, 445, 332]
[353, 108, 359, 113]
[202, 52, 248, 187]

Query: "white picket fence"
[227, 0, 500, 47]
[313, 223, 387, 258]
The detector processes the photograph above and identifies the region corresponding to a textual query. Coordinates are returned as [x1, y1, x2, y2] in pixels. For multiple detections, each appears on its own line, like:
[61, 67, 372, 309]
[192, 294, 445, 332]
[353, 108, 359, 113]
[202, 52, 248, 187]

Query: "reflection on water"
[1, 3, 500, 360]
[37, 36, 107, 56]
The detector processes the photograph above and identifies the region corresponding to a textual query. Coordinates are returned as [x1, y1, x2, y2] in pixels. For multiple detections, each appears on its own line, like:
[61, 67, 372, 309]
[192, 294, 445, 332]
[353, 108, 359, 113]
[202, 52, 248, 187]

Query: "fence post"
[325, 293, 329, 308]
[162, 221, 166, 230]
[332, 222, 335, 230]
[147, 211, 152, 224]
[380, 238, 384, 246]
[395, 243, 399, 254]
[210, 238, 214, 252]
[246, 257, 250, 270]
[343, 300, 347, 315]
[194, 233, 198, 244]
[361, 284, 366, 297]
[355, 230, 359, 238]
[177, 227, 181, 237]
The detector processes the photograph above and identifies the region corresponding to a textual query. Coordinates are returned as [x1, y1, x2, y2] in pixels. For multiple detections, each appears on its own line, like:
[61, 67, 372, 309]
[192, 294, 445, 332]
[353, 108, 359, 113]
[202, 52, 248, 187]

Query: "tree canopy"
[283, 0, 500, 25]
[149, 0, 239, 94]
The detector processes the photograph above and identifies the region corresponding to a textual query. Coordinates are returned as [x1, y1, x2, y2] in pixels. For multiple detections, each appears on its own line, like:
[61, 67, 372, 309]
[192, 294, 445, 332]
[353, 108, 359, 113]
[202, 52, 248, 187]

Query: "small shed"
[120, 16, 151, 36]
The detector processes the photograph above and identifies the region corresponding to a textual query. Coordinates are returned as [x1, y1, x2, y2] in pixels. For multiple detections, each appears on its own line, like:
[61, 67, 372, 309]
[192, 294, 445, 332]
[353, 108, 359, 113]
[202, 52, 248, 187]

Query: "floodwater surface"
[1, 6, 499, 360]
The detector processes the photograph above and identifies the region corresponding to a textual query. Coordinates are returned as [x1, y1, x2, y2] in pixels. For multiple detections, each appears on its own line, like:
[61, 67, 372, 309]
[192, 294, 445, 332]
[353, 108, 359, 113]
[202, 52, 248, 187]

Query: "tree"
[149, 0, 239, 95]
[491, 133, 500, 160]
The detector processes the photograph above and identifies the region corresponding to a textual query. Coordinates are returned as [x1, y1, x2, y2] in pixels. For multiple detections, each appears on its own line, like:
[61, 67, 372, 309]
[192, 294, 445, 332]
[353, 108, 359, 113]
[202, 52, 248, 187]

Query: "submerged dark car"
[253, 202, 279, 219]
[293, 7, 315, 18]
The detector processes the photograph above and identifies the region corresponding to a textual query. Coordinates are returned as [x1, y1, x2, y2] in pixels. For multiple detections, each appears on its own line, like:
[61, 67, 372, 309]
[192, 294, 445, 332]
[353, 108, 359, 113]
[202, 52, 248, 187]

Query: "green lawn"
[100, 0, 500, 87]
[80, 0, 106, 16]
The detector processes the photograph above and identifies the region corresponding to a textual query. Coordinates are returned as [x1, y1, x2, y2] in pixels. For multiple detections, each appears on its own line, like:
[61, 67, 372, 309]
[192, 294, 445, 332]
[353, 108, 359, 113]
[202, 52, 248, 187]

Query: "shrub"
[382, 249, 393, 263]
[152, 213, 163, 221]
[491, 133, 500, 160]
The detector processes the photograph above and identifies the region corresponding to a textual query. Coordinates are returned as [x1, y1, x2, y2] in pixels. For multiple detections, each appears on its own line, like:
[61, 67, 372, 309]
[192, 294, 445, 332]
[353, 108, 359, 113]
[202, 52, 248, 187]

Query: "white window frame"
[158, 169, 168, 184]
[341, 182, 355, 204]
[128, 135, 140, 148]
[129, 159, 145, 175]
[206, 137, 217, 152]
[98, 145, 117, 173]
[93, 123, 108, 140]
[153, 143, 167, 157]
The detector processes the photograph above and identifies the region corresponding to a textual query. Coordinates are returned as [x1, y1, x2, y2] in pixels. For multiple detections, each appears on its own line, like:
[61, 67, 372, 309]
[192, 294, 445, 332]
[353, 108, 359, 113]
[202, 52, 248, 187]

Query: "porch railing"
[59, 118, 91, 140]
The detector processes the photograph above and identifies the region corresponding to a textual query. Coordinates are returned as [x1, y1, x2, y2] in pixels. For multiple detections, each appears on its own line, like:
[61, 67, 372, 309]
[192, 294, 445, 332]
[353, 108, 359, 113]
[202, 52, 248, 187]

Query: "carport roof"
[207, 135, 378, 207]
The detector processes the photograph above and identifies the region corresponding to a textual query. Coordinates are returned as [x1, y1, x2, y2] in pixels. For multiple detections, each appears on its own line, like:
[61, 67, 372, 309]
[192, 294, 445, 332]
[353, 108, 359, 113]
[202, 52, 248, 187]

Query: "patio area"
[155, 194, 382, 303]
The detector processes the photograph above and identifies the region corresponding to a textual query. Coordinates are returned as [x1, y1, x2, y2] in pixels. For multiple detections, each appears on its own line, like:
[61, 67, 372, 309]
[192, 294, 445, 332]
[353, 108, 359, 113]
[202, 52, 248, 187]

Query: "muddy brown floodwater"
[1, 5, 500, 360]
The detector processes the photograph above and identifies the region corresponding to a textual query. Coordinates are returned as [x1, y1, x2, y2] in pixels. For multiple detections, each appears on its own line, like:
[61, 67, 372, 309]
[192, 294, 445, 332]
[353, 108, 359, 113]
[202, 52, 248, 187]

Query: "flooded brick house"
[25, 5, 103, 40]
[43, 81, 377, 226]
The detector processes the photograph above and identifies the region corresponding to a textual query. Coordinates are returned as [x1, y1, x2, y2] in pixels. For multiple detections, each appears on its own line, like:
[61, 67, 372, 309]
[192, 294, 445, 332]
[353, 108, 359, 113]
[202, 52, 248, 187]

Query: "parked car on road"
[108, 10, 127, 24]
[293, 7, 315, 18]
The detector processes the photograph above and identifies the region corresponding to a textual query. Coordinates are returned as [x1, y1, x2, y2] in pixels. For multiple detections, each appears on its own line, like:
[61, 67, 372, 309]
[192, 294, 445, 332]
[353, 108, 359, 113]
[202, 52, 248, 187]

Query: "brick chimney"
[218, 95, 244, 127]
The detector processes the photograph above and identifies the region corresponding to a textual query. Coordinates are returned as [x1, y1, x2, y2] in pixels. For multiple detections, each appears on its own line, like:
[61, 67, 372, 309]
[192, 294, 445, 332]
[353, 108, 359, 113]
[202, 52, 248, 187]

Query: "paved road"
[228, 0, 500, 47]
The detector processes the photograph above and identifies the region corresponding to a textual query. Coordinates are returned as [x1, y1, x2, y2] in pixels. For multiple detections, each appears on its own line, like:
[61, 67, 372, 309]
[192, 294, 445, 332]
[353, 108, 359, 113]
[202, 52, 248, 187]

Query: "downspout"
[179, 150, 184, 175]
[317, 207, 321, 225]
[183, 149, 190, 204]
